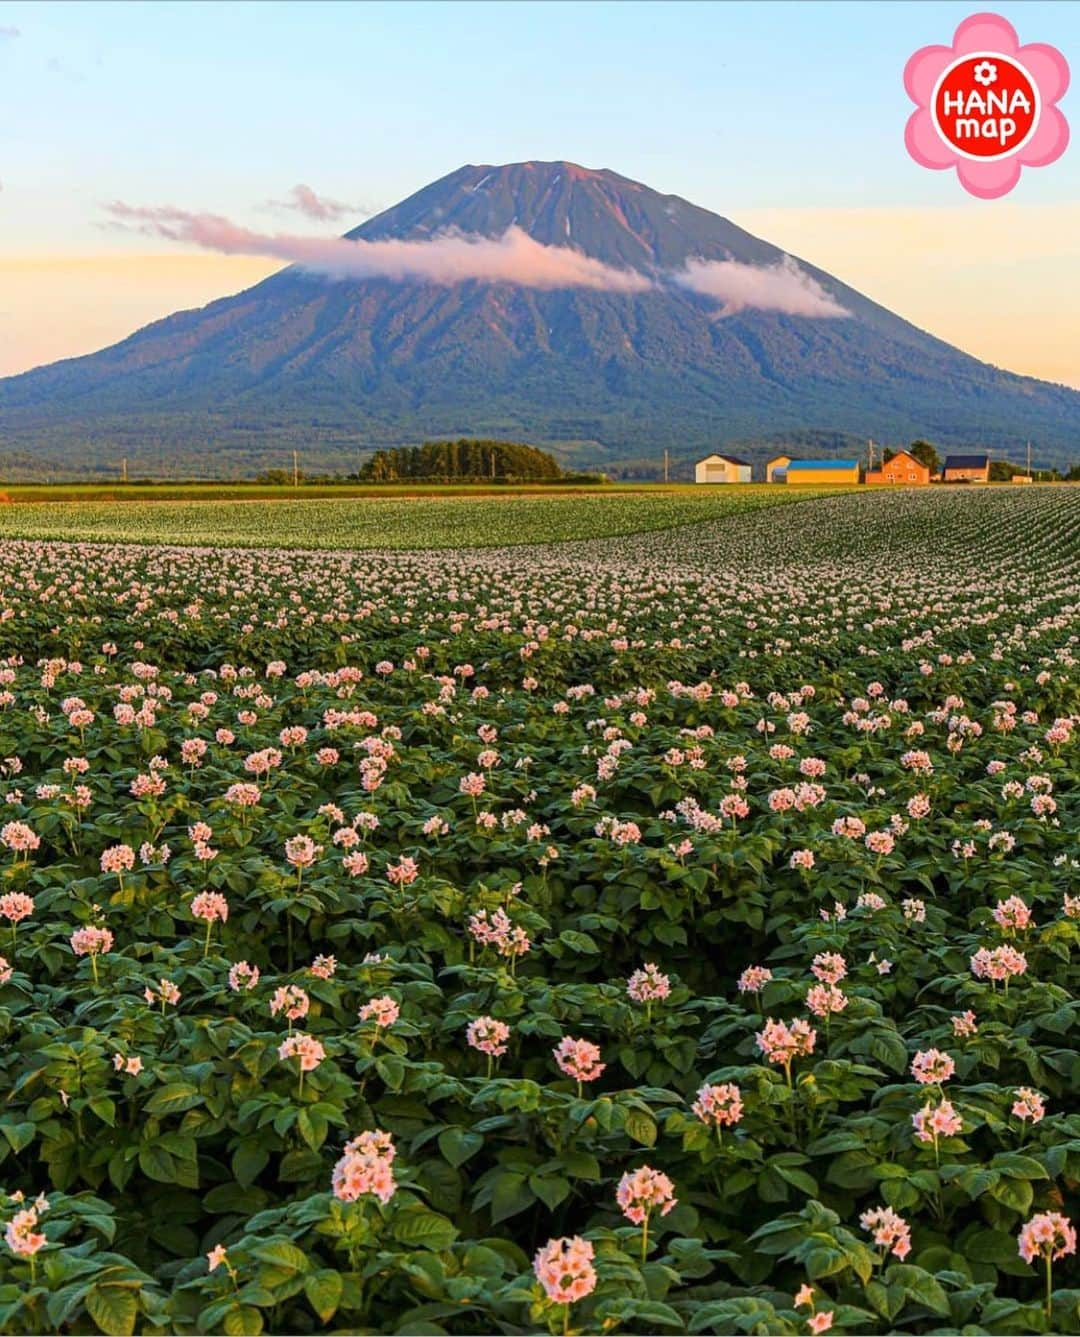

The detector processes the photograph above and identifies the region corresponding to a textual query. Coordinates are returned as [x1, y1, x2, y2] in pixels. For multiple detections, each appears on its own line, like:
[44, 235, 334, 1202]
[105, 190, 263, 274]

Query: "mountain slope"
[2, 161, 1078, 476]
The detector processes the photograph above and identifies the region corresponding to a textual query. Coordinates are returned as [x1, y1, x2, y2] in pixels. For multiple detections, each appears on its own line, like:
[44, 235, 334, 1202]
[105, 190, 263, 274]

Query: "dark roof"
[698, 453, 752, 467]
[943, 454, 989, 470]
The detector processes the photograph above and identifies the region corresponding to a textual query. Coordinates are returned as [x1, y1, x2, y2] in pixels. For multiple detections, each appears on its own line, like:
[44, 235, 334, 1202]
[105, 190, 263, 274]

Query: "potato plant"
[0, 487, 1075, 1334]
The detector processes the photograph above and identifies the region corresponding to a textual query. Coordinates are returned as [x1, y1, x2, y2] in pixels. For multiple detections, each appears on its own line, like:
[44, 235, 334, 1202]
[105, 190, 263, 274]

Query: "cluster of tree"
[354, 440, 564, 482]
[989, 460, 1074, 482]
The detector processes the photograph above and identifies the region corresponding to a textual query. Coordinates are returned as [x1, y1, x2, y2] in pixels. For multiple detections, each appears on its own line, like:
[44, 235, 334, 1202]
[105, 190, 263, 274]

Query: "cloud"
[0, 25, 20, 38]
[104, 204, 655, 292]
[266, 184, 370, 223]
[102, 198, 850, 315]
[673, 255, 849, 318]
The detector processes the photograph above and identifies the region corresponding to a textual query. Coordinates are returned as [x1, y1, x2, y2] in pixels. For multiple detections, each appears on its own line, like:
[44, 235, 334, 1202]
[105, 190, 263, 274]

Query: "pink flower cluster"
[911, 1048, 956, 1085]
[971, 945, 1027, 982]
[626, 962, 671, 1003]
[912, 1097, 963, 1143]
[1012, 1087, 1046, 1123]
[331, 1128, 397, 1205]
[737, 965, 772, 994]
[270, 984, 310, 1022]
[1018, 1211, 1076, 1265]
[359, 995, 400, 1028]
[466, 1015, 510, 1058]
[191, 891, 229, 923]
[616, 1165, 677, 1225]
[692, 1082, 743, 1128]
[756, 1017, 816, 1068]
[5, 1200, 47, 1257]
[228, 960, 259, 992]
[860, 1205, 912, 1260]
[992, 895, 1032, 932]
[810, 952, 846, 984]
[553, 1035, 605, 1084]
[70, 925, 113, 957]
[532, 1235, 597, 1305]
[278, 1033, 325, 1072]
[0, 893, 35, 925]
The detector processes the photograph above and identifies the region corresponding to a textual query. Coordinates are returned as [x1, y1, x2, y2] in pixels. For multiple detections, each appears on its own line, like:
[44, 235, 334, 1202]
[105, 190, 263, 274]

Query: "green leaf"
[992, 1152, 1049, 1181]
[251, 1239, 310, 1273]
[296, 1107, 327, 1152]
[885, 1265, 951, 1316]
[625, 1107, 657, 1147]
[989, 1176, 1034, 1215]
[47, 1281, 93, 1330]
[392, 1208, 459, 1252]
[0, 1122, 36, 1153]
[232, 1140, 270, 1188]
[145, 1082, 203, 1115]
[138, 1143, 176, 1184]
[489, 1172, 534, 1224]
[86, 1284, 137, 1337]
[529, 1173, 572, 1210]
[304, 1270, 343, 1323]
[438, 1126, 483, 1168]
[558, 929, 599, 953]
[88, 1095, 116, 1127]
[204, 1184, 269, 1215]
[775, 1164, 818, 1197]
[852, 1028, 908, 1074]
[375, 1054, 405, 1090]
[223, 1304, 264, 1336]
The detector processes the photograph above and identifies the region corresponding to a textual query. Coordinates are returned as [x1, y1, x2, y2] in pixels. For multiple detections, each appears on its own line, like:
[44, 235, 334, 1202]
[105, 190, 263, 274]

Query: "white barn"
[694, 453, 752, 484]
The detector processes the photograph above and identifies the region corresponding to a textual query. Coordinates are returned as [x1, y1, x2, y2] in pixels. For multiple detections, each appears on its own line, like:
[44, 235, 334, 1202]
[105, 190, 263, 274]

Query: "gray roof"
[943, 454, 989, 470]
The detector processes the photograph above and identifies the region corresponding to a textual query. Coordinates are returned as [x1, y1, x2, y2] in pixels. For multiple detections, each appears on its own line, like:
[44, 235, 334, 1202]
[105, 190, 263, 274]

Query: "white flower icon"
[973, 60, 998, 86]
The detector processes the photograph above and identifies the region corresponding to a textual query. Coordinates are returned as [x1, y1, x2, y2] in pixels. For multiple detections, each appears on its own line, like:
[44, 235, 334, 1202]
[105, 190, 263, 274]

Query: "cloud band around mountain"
[105, 201, 849, 315]
[105, 205, 653, 293]
[672, 256, 849, 318]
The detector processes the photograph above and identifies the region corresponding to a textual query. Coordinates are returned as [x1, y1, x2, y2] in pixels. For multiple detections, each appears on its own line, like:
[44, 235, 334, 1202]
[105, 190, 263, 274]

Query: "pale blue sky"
[1, 0, 1077, 252]
[1, 1, 1078, 384]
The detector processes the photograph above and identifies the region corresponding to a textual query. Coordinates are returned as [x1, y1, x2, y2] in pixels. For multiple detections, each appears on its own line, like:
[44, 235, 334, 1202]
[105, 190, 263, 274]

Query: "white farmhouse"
[694, 453, 752, 484]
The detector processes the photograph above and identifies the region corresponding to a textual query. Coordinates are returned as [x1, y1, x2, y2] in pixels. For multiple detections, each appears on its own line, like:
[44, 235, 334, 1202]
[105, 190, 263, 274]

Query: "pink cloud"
[673, 255, 849, 318]
[267, 184, 369, 223]
[105, 203, 654, 292]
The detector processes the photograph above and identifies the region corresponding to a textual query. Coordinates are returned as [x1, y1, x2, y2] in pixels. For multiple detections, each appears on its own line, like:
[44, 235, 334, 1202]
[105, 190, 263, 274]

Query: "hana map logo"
[904, 11, 1070, 198]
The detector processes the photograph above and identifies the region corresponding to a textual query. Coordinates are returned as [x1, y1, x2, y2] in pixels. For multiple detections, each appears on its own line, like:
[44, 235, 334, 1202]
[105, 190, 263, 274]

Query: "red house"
[865, 450, 931, 486]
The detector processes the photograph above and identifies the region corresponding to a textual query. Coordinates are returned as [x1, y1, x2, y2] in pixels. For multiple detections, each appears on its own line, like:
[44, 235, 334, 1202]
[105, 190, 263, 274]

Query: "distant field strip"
[0, 487, 843, 550]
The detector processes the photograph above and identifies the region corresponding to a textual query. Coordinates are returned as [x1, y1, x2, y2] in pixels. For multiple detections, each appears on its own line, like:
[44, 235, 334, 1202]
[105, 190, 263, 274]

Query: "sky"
[1, 0, 1078, 385]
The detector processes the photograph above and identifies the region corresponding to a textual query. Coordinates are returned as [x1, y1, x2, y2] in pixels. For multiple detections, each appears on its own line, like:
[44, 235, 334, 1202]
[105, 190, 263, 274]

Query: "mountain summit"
[3, 160, 1079, 475]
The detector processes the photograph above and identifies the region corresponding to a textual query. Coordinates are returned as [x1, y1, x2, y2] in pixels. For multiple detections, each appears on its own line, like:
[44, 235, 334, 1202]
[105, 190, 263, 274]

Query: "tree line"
[355, 440, 564, 482]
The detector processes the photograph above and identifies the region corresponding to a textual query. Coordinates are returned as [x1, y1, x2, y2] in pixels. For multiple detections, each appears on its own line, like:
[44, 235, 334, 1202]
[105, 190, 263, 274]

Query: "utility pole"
[867, 439, 875, 472]
[121, 458, 128, 484]
[1026, 440, 1032, 478]
[663, 449, 669, 484]
[292, 450, 299, 488]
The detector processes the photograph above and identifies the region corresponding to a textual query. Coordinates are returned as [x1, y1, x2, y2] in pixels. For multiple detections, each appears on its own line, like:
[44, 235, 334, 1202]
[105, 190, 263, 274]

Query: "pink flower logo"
[904, 12, 1069, 198]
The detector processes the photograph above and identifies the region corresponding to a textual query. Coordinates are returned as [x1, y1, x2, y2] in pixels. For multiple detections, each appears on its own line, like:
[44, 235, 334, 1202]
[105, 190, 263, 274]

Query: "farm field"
[0, 485, 845, 550]
[0, 486, 1077, 1335]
